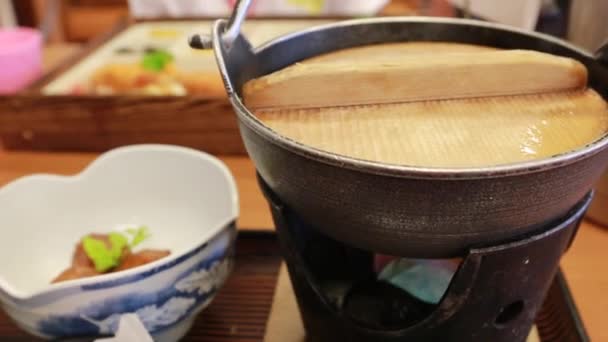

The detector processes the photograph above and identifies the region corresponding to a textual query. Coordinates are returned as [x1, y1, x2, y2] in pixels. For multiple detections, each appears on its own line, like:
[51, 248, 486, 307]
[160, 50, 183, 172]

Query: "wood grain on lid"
[257, 90, 608, 167]
[248, 42, 607, 167]
[243, 49, 588, 111]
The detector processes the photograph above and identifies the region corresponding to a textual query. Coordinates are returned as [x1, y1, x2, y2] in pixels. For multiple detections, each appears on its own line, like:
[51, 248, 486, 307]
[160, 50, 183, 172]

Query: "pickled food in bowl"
[243, 42, 608, 168]
[52, 226, 170, 283]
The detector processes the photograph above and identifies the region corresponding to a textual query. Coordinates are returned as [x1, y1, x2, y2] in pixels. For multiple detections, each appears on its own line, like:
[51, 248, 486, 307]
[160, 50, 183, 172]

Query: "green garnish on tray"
[82, 226, 151, 272]
[141, 50, 174, 72]
[287, 0, 325, 13]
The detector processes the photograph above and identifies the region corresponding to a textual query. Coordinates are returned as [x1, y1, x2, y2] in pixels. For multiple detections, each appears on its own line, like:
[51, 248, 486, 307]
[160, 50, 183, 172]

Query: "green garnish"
[287, 0, 325, 13]
[108, 232, 128, 259]
[82, 226, 151, 273]
[126, 226, 150, 248]
[82, 237, 117, 273]
[141, 50, 174, 72]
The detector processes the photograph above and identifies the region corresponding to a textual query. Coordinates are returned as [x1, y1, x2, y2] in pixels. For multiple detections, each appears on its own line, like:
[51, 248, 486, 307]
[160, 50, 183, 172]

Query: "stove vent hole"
[494, 300, 524, 326]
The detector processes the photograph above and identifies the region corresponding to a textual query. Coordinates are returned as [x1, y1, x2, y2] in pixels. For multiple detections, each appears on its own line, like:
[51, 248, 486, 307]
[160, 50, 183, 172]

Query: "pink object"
[0, 28, 42, 94]
[374, 254, 397, 273]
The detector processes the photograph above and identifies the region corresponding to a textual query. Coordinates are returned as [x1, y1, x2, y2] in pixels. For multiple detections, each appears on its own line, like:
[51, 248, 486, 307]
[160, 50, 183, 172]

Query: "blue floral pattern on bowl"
[34, 226, 235, 339]
[0, 145, 240, 341]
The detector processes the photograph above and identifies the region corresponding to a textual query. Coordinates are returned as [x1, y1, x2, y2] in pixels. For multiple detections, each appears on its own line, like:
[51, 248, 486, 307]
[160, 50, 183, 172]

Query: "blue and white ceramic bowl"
[0, 145, 238, 341]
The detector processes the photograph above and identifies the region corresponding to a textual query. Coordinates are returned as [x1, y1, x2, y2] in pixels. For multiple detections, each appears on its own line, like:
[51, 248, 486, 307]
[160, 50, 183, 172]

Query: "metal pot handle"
[189, 0, 252, 50]
[223, 0, 253, 48]
[596, 39, 608, 67]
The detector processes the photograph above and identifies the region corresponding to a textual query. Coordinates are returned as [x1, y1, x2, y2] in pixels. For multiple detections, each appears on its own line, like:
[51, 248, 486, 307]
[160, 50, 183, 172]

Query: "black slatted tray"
[0, 232, 589, 341]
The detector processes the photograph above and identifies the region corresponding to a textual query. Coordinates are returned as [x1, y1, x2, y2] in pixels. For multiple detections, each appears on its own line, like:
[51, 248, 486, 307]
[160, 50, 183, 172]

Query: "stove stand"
[259, 176, 591, 342]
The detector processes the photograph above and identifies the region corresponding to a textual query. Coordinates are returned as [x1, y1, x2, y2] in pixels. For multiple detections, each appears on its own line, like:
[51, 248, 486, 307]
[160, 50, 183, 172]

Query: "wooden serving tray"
[0, 232, 589, 341]
[0, 19, 335, 154]
[0, 232, 283, 341]
[264, 265, 590, 342]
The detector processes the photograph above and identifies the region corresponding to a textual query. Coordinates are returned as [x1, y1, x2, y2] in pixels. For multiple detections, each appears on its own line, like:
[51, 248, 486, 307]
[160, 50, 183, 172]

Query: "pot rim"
[215, 16, 608, 180]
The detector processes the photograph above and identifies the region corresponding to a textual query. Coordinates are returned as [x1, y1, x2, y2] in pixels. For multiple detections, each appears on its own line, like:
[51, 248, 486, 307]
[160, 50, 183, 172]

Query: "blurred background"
[0, 2, 606, 340]
[0, 0, 604, 46]
[0, 0, 604, 76]
[0, 0, 605, 78]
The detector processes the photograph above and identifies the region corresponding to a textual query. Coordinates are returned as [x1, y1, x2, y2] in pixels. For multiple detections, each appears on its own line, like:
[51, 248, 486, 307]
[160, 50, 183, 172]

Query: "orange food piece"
[175, 71, 226, 97]
[52, 233, 170, 283]
[90, 64, 161, 92]
[115, 249, 171, 272]
[51, 266, 100, 283]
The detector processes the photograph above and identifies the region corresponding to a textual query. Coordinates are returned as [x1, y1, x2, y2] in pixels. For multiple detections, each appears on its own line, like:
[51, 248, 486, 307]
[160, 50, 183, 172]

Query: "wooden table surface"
[1, 43, 603, 340]
[42, 44, 82, 74]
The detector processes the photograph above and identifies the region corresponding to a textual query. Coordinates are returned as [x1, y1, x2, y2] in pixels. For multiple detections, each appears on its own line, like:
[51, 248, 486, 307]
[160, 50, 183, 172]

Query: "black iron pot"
[198, 0, 608, 257]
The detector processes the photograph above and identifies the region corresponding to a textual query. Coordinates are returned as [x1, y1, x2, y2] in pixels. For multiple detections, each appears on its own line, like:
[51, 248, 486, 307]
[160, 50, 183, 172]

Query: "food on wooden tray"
[72, 49, 224, 96]
[52, 226, 170, 283]
[243, 42, 608, 168]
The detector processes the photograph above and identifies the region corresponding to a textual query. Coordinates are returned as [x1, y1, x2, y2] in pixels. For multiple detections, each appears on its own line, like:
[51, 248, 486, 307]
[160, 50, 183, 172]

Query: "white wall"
[568, 0, 608, 52]
[448, 0, 542, 30]
[0, 0, 17, 28]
